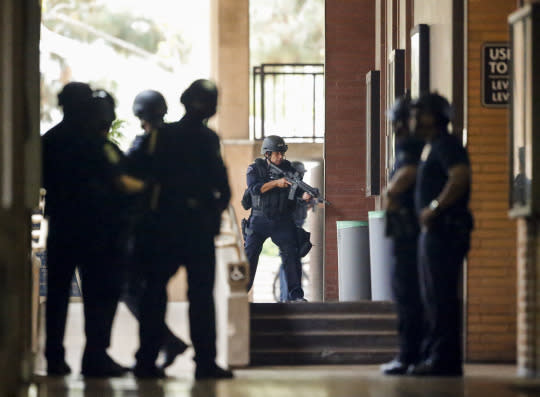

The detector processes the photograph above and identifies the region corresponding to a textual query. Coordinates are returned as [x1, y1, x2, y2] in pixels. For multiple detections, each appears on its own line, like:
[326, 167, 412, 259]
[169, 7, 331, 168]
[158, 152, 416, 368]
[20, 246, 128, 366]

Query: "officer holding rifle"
[242, 135, 328, 302]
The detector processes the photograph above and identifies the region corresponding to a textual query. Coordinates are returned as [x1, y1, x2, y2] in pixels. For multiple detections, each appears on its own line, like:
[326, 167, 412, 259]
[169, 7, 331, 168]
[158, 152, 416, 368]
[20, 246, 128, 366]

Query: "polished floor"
[29, 303, 540, 397]
[28, 364, 540, 397]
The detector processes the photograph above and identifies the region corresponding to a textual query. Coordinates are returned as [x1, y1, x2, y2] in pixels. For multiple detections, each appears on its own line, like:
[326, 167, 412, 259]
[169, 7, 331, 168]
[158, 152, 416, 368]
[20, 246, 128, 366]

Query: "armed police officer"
[244, 136, 311, 302]
[379, 95, 425, 375]
[125, 79, 233, 380]
[121, 89, 189, 370]
[407, 93, 473, 377]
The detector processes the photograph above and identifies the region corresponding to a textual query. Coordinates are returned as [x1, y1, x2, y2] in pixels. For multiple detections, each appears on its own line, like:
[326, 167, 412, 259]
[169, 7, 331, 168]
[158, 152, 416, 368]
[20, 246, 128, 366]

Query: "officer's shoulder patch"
[104, 143, 120, 164]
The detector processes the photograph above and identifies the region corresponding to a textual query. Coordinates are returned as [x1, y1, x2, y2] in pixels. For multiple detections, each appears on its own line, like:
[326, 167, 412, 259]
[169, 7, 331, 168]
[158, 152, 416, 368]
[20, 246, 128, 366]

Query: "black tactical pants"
[79, 254, 124, 359]
[45, 232, 79, 364]
[391, 236, 423, 364]
[244, 215, 304, 300]
[135, 235, 217, 370]
[121, 276, 180, 351]
[417, 228, 467, 369]
[45, 226, 123, 364]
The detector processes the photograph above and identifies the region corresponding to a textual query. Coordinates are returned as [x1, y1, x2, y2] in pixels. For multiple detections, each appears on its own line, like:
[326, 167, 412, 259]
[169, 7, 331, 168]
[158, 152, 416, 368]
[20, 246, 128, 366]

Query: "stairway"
[250, 301, 398, 365]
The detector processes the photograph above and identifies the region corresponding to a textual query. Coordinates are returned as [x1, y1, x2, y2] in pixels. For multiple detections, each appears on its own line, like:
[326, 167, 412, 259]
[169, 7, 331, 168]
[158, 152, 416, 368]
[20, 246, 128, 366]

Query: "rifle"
[268, 162, 331, 206]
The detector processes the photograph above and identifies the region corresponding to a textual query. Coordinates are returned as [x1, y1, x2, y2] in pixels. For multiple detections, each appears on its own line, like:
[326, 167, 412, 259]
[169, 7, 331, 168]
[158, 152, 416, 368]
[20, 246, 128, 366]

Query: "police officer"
[125, 79, 233, 379]
[379, 95, 425, 375]
[77, 89, 147, 377]
[407, 93, 473, 376]
[244, 136, 311, 302]
[42, 82, 93, 376]
[277, 161, 310, 302]
[121, 89, 189, 369]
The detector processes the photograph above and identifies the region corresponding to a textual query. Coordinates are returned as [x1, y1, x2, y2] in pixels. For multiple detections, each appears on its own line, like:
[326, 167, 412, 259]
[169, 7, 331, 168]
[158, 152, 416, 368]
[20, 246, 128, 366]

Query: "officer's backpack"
[241, 158, 266, 210]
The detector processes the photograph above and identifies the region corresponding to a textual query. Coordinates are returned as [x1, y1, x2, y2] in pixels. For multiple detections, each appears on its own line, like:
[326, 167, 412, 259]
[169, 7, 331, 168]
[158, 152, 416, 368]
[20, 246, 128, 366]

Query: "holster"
[296, 227, 312, 257]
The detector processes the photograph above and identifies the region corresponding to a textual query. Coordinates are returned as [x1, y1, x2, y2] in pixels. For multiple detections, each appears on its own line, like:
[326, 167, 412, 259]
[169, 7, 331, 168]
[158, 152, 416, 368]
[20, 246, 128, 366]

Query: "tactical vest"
[244, 158, 294, 219]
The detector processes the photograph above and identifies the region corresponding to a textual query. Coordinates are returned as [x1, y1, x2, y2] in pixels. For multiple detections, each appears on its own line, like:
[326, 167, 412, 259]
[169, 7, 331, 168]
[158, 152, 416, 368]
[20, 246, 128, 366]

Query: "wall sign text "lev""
[482, 43, 510, 107]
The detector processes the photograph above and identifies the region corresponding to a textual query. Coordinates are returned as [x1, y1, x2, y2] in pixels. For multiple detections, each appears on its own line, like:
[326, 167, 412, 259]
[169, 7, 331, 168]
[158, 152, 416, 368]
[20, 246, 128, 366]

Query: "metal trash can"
[368, 211, 394, 301]
[337, 220, 371, 301]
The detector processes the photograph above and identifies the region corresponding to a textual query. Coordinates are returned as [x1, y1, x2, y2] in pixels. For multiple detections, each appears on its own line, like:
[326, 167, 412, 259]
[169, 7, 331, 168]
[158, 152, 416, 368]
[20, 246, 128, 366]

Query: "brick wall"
[466, 0, 518, 362]
[324, 1, 376, 300]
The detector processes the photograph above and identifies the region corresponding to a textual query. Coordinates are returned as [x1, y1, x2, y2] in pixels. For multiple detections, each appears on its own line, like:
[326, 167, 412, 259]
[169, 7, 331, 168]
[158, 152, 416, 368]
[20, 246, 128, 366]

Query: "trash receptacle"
[368, 211, 394, 301]
[337, 220, 371, 301]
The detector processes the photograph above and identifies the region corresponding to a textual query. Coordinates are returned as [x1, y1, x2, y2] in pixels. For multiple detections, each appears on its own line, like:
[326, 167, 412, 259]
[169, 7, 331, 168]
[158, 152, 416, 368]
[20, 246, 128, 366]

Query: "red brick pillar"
[516, 218, 539, 376]
[324, 1, 376, 300]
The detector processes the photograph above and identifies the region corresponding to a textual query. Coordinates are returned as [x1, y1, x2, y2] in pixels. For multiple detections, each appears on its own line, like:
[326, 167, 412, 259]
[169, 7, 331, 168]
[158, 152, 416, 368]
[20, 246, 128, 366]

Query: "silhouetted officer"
[379, 95, 425, 375]
[244, 135, 311, 302]
[42, 82, 94, 376]
[121, 90, 189, 370]
[76, 89, 145, 377]
[407, 93, 473, 377]
[126, 79, 233, 379]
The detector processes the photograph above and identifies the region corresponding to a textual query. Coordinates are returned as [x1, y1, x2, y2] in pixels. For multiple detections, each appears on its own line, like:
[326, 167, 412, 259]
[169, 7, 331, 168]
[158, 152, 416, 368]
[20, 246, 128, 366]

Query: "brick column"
[324, 1, 376, 300]
[516, 218, 540, 376]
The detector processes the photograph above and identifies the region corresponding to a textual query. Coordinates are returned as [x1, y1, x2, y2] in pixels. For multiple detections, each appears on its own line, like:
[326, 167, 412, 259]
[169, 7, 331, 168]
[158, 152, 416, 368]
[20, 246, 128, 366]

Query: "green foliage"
[108, 119, 125, 146]
[250, 0, 324, 66]
[42, 0, 189, 58]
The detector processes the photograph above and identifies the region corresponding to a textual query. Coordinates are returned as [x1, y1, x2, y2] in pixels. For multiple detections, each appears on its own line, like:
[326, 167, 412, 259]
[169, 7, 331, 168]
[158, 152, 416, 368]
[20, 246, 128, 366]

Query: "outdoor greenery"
[250, 0, 324, 66]
[42, 0, 190, 59]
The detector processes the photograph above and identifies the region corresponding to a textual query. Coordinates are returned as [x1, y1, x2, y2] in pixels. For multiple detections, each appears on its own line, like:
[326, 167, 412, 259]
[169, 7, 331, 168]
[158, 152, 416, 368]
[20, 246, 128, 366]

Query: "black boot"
[160, 338, 189, 369]
[195, 364, 234, 380]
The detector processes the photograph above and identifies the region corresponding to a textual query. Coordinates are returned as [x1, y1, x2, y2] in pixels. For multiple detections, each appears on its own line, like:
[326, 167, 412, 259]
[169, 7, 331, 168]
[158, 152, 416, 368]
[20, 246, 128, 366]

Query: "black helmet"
[57, 82, 93, 115]
[132, 90, 167, 123]
[387, 94, 411, 123]
[261, 135, 288, 155]
[291, 161, 306, 176]
[411, 92, 453, 125]
[90, 89, 116, 131]
[180, 79, 218, 119]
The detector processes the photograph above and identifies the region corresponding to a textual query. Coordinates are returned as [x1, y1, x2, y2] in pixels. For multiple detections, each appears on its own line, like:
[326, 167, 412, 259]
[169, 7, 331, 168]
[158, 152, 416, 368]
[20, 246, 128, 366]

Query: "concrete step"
[250, 301, 396, 316]
[251, 330, 398, 350]
[249, 301, 398, 365]
[249, 347, 397, 366]
[251, 313, 397, 333]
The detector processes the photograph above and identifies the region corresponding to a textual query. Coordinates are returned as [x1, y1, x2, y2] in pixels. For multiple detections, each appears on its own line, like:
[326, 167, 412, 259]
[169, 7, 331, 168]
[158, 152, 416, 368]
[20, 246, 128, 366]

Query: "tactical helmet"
[291, 161, 306, 176]
[57, 82, 93, 115]
[387, 94, 411, 123]
[261, 135, 288, 155]
[132, 90, 167, 122]
[411, 92, 453, 125]
[90, 89, 116, 131]
[180, 79, 218, 119]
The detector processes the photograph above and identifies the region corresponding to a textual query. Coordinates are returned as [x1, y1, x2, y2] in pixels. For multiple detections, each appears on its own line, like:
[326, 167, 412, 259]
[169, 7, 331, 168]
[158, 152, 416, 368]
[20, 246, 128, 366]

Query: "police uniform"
[43, 114, 128, 375]
[385, 136, 425, 370]
[414, 131, 473, 374]
[244, 158, 305, 301]
[278, 198, 309, 302]
[125, 113, 231, 377]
